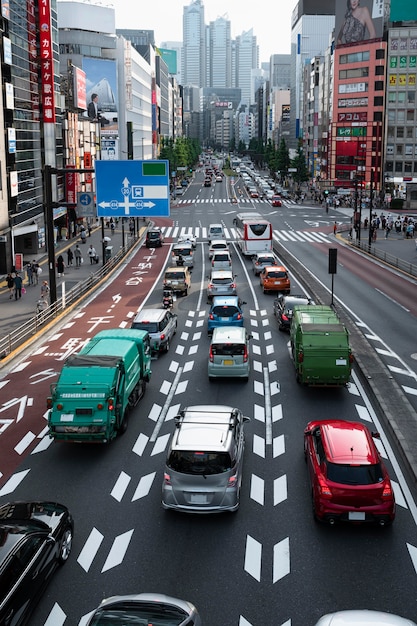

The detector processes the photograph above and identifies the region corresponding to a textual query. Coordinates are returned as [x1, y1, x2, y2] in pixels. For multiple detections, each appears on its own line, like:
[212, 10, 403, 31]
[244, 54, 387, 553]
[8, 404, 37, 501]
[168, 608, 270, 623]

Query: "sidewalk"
[0, 221, 132, 338]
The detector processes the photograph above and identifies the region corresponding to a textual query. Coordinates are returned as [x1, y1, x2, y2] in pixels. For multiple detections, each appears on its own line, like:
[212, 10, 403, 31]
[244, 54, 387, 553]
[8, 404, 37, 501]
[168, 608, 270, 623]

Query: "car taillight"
[209, 346, 214, 362]
[231, 283, 236, 289]
[349, 353, 354, 364]
[164, 472, 171, 485]
[160, 333, 166, 341]
[209, 313, 214, 320]
[318, 477, 332, 498]
[208, 283, 213, 289]
[237, 313, 242, 320]
[243, 346, 248, 363]
[228, 474, 238, 487]
[282, 314, 289, 322]
[108, 397, 115, 411]
[46, 397, 53, 409]
[382, 482, 393, 498]
[298, 351, 304, 363]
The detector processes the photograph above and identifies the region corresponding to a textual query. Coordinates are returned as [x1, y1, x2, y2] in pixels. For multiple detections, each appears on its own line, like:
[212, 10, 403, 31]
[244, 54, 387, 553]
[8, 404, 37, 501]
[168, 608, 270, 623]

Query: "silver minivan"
[161, 405, 250, 513]
[208, 223, 225, 242]
[208, 326, 251, 380]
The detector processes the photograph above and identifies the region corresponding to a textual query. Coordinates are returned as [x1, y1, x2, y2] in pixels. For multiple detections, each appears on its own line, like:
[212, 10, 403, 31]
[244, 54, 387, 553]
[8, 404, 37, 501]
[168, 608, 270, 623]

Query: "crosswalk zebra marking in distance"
[159, 226, 331, 244]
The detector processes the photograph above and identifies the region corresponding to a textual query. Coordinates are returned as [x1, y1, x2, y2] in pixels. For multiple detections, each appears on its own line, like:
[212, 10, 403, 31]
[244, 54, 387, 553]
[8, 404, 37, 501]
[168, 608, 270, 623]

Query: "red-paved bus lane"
[0, 242, 171, 492]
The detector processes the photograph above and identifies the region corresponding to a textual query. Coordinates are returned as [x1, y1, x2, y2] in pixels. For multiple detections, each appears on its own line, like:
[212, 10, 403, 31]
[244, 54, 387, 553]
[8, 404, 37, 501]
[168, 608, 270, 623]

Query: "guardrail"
[0, 235, 139, 361]
[349, 239, 417, 278]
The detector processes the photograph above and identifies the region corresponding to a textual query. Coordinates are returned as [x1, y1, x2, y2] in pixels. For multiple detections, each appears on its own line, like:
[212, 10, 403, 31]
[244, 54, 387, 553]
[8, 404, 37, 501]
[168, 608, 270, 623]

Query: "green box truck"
[290, 305, 352, 386]
[47, 329, 152, 442]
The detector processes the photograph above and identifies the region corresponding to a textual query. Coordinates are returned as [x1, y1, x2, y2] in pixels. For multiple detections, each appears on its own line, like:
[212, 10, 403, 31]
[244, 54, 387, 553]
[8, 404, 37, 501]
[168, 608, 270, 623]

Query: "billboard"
[336, 0, 384, 46]
[157, 48, 177, 75]
[390, 0, 417, 22]
[83, 57, 118, 136]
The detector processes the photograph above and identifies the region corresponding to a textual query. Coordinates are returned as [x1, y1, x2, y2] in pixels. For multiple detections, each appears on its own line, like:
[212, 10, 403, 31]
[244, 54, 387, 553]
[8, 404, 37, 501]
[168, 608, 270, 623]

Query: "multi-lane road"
[1, 169, 417, 625]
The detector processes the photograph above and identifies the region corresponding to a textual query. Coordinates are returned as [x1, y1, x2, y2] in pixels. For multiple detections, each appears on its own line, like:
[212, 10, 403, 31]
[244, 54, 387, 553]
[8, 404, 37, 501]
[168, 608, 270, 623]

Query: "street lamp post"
[368, 168, 374, 249]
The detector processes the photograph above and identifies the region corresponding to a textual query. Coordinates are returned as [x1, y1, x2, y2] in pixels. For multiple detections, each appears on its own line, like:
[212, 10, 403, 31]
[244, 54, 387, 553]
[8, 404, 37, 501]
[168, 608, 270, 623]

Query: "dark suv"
[146, 228, 164, 248]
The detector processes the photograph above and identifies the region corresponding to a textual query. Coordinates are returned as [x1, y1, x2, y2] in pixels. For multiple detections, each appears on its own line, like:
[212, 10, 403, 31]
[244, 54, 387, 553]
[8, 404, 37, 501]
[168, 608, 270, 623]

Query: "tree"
[276, 139, 290, 180]
[291, 143, 309, 183]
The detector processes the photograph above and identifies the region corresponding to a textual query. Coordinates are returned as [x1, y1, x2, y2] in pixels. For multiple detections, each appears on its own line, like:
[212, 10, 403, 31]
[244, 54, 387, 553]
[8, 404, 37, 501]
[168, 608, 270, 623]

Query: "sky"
[109, 0, 295, 63]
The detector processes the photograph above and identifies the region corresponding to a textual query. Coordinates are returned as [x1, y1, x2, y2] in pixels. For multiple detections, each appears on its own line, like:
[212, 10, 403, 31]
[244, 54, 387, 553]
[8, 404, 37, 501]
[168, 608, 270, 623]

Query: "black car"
[0, 501, 74, 626]
[146, 228, 164, 248]
[273, 294, 313, 331]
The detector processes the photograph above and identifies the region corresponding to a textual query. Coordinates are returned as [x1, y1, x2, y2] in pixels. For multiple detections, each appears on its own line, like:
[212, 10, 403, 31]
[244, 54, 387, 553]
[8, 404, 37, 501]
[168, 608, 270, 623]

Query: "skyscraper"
[182, 0, 206, 87]
[208, 15, 232, 88]
[235, 29, 259, 105]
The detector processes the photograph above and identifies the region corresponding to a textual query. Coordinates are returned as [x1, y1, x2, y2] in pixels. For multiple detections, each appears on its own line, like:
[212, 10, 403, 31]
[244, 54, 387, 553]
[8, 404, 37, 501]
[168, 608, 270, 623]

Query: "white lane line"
[102, 529, 134, 573]
[132, 472, 156, 501]
[160, 380, 171, 395]
[355, 404, 372, 422]
[375, 288, 410, 312]
[151, 433, 170, 456]
[166, 404, 181, 421]
[347, 382, 360, 396]
[10, 362, 31, 372]
[250, 474, 265, 505]
[44, 603, 66, 626]
[273, 434, 285, 458]
[407, 543, 417, 575]
[253, 434, 265, 458]
[254, 380, 264, 395]
[254, 404, 265, 422]
[273, 537, 290, 583]
[388, 365, 416, 377]
[175, 380, 188, 394]
[148, 404, 162, 422]
[0, 469, 30, 496]
[183, 361, 194, 372]
[244, 535, 262, 581]
[151, 367, 184, 443]
[253, 359, 262, 372]
[31, 435, 54, 454]
[272, 404, 283, 422]
[263, 367, 272, 445]
[111, 471, 131, 502]
[132, 433, 149, 456]
[274, 475, 288, 506]
[403, 385, 417, 396]
[78, 527, 104, 572]
[239, 618, 254, 626]
[392, 480, 407, 509]
[169, 361, 180, 373]
[15, 431, 36, 455]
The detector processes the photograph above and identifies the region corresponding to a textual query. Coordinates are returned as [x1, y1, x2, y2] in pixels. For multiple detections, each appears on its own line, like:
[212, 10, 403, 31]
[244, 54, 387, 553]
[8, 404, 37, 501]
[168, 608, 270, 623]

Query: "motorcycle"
[162, 286, 174, 309]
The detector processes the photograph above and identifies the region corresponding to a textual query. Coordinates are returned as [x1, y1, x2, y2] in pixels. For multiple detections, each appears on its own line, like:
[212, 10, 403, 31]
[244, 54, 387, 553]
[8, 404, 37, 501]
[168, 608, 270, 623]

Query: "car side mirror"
[243, 416, 251, 422]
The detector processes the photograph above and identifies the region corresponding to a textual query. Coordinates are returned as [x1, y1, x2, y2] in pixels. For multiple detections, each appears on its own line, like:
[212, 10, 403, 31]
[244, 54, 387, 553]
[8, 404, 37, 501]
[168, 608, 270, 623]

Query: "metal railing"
[0, 235, 140, 361]
[350, 239, 417, 278]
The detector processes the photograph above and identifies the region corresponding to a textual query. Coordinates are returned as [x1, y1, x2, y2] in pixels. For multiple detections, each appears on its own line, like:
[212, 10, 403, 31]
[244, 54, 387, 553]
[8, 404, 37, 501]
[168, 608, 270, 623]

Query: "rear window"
[212, 243, 227, 249]
[212, 306, 239, 317]
[326, 462, 383, 485]
[147, 231, 160, 239]
[210, 227, 223, 234]
[266, 270, 287, 278]
[166, 271, 185, 280]
[173, 247, 192, 256]
[211, 343, 245, 356]
[132, 321, 158, 333]
[258, 256, 275, 264]
[168, 451, 232, 475]
[212, 277, 232, 285]
[213, 254, 229, 261]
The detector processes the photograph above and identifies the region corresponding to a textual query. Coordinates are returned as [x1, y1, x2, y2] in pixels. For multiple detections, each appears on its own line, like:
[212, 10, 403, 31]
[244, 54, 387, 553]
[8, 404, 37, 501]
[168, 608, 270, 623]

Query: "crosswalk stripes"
[160, 226, 330, 244]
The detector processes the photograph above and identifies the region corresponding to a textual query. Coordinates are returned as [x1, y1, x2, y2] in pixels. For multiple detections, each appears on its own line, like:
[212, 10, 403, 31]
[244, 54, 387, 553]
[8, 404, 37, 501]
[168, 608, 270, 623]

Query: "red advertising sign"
[74, 66, 86, 111]
[39, 0, 55, 123]
[84, 152, 92, 185]
[66, 165, 78, 206]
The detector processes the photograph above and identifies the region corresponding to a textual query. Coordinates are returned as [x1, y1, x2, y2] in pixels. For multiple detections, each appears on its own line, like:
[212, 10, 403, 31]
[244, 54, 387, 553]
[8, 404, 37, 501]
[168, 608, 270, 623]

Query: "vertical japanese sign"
[39, 0, 55, 123]
[66, 165, 77, 206]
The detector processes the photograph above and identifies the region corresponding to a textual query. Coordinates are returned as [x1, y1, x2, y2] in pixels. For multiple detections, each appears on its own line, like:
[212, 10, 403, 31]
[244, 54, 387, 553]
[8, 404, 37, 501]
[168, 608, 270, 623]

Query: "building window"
[405, 144, 413, 155]
[397, 110, 405, 122]
[408, 91, 415, 104]
[388, 110, 395, 122]
[396, 145, 403, 155]
[414, 162, 417, 173]
[404, 162, 412, 173]
[386, 161, 393, 172]
[387, 126, 395, 139]
[339, 51, 370, 64]
[375, 48, 385, 59]
[339, 68, 369, 79]
[395, 161, 403, 172]
[374, 81, 384, 91]
[397, 127, 404, 138]
[407, 109, 415, 122]
[398, 92, 406, 103]
[375, 65, 385, 75]
[388, 92, 396, 103]
[374, 111, 383, 121]
[374, 96, 383, 106]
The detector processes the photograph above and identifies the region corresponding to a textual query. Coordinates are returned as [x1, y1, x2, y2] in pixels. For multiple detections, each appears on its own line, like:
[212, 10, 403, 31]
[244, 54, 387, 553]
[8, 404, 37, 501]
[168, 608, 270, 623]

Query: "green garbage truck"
[290, 305, 352, 386]
[47, 329, 152, 442]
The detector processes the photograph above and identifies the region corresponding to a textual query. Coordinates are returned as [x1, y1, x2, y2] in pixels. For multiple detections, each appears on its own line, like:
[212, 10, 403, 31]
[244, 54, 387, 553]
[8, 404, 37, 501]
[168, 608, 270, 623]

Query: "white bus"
[233, 212, 273, 256]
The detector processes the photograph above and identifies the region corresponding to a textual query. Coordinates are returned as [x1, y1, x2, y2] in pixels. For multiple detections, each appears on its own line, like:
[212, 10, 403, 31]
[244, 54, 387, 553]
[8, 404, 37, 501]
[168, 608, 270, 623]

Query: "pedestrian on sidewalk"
[88, 244, 97, 264]
[67, 247, 74, 266]
[40, 280, 50, 301]
[385, 224, 391, 239]
[6, 273, 14, 299]
[36, 294, 49, 315]
[14, 272, 23, 300]
[87, 222, 92, 237]
[74, 245, 82, 268]
[80, 226, 87, 244]
[333, 221, 337, 235]
[32, 261, 41, 284]
[25, 262, 33, 286]
[57, 254, 65, 277]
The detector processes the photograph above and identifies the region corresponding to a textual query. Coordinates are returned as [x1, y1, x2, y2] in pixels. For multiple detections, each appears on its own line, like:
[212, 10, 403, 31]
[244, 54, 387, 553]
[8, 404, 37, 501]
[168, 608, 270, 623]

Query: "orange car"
[259, 265, 290, 294]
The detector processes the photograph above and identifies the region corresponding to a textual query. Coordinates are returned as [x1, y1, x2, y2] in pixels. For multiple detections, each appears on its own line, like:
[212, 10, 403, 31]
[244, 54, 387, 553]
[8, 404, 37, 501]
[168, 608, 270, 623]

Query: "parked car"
[271, 195, 282, 207]
[273, 293, 313, 331]
[145, 227, 164, 248]
[131, 308, 177, 353]
[211, 250, 232, 270]
[171, 242, 194, 268]
[304, 419, 396, 525]
[85, 593, 202, 625]
[208, 239, 229, 259]
[162, 405, 250, 512]
[259, 265, 290, 294]
[252, 252, 279, 276]
[163, 267, 191, 296]
[207, 295, 245, 335]
[208, 326, 251, 380]
[0, 501, 73, 626]
[207, 270, 237, 300]
[314, 611, 417, 626]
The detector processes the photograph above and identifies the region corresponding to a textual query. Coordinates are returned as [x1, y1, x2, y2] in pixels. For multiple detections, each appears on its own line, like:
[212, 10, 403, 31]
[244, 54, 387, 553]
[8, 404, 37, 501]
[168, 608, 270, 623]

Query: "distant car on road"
[314, 610, 416, 626]
[207, 269, 237, 300]
[146, 227, 164, 248]
[271, 195, 282, 207]
[252, 252, 279, 276]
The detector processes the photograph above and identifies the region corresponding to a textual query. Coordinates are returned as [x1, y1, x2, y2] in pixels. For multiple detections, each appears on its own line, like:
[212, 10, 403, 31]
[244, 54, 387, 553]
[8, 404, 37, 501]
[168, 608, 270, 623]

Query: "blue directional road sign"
[95, 160, 170, 218]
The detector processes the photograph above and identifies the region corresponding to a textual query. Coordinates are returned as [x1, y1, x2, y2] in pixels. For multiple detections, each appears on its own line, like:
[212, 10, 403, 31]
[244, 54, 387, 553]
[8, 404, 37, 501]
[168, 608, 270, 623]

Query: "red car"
[304, 419, 395, 526]
[271, 195, 282, 207]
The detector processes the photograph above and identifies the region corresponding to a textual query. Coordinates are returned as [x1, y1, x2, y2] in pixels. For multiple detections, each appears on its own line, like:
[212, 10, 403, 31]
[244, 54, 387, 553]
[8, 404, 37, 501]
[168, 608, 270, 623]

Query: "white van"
[208, 326, 251, 380]
[208, 223, 225, 242]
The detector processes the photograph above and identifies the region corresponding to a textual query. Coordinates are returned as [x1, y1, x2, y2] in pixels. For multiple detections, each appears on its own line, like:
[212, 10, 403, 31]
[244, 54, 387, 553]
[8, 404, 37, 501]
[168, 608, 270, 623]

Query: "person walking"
[80, 227, 87, 244]
[74, 244, 82, 268]
[6, 273, 14, 299]
[14, 272, 23, 300]
[333, 221, 337, 235]
[88, 244, 97, 264]
[32, 261, 40, 284]
[57, 254, 65, 277]
[40, 280, 50, 301]
[25, 262, 33, 286]
[67, 247, 74, 266]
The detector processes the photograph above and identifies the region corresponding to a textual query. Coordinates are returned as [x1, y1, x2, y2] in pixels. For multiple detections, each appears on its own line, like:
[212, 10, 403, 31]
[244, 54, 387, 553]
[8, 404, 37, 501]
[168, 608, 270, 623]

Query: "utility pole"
[368, 168, 374, 249]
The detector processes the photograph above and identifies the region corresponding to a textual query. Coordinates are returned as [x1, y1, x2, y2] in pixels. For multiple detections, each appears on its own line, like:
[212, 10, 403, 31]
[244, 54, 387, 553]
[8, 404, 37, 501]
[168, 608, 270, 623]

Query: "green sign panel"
[337, 127, 367, 137]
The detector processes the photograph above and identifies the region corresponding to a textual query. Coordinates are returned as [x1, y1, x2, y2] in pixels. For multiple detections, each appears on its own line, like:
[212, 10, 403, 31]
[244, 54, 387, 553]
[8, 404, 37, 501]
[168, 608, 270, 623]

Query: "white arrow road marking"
[132, 433, 149, 456]
[0, 380, 8, 389]
[78, 527, 104, 572]
[239, 618, 253, 626]
[44, 602, 66, 626]
[274, 475, 288, 506]
[403, 385, 417, 396]
[31, 435, 54, 454]
[0, 396, 29, 422]
[253, 434, 265, 458]
[0, 419, 13, 435]
[273, 435, 285, 458]
[250, 474, 264, 505]
[0, 469, 30, 496]
[151, 434, 170, 456]
[15, 432, 36, 455]
[111, 471, 131, 502]
[407, 544, 417, 574]
[348, 382, 360, 396]
[273, 537, 290, 583]
[102, 529, 134, 572]
[132, 472, 156, 501]
[244, 535, 262, 581]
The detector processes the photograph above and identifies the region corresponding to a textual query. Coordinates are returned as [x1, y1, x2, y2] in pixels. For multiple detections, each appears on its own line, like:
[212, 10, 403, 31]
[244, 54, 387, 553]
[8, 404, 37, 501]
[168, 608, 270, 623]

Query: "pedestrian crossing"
[160, 226, 331, 244]
[175, 197, 296, 206]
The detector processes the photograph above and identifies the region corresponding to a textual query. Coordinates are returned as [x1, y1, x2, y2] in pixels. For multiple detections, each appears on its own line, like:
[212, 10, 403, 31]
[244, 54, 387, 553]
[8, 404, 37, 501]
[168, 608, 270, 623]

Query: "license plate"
[348, 511, 365, 521]
[223, 360, 234, 365]
[274, 281, 282, 285]
[190, 493, 208, 504]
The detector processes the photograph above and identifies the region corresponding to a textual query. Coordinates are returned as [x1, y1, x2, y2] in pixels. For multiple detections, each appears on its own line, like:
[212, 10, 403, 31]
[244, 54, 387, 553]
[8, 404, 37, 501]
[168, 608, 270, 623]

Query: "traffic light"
[324, 190, 329, 196]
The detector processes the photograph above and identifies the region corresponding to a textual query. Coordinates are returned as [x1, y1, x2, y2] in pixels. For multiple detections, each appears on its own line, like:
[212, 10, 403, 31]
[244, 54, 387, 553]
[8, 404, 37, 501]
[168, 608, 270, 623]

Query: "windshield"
[168, 451, 232, 475]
